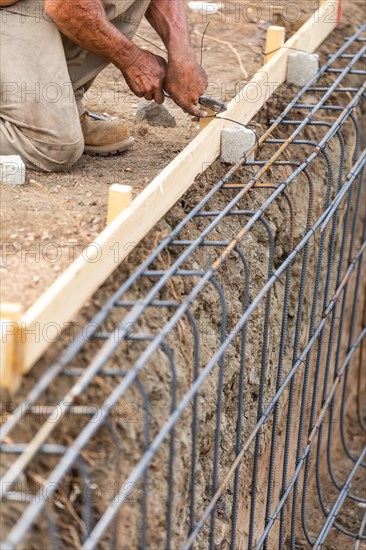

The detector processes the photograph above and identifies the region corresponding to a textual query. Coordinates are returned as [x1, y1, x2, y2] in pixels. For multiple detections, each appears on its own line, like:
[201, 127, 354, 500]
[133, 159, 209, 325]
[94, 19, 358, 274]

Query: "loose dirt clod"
[135, 100, 177, 127]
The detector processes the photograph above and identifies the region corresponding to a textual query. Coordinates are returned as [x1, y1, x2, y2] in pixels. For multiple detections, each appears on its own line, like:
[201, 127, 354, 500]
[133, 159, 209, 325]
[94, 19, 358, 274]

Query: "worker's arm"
[145, 0, 208, 117]
[44, 0, 167, 103]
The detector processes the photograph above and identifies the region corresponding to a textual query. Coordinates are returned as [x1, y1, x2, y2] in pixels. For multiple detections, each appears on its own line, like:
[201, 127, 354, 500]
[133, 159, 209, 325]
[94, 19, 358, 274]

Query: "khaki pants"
[0, 0, 150, 171]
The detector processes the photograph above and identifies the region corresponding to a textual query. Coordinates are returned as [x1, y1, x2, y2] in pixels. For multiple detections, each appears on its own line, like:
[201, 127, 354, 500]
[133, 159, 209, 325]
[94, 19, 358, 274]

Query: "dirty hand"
[122, 49, 167, 104]
[164, 54, 208, 118]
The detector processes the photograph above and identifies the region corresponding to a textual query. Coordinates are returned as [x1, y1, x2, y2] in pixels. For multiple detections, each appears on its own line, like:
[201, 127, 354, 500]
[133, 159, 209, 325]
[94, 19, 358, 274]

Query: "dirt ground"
[0, 1, 365, 550]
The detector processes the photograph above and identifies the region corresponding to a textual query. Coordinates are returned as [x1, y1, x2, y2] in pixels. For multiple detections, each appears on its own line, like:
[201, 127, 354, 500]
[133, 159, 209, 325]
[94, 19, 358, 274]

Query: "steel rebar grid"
[1, 25, 365, 550]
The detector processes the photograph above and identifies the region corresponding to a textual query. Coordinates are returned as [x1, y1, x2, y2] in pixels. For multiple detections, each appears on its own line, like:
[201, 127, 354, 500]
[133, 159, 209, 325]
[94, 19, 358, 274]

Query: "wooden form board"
[0, 304, 23, 395]
[1, 0, 338, 389]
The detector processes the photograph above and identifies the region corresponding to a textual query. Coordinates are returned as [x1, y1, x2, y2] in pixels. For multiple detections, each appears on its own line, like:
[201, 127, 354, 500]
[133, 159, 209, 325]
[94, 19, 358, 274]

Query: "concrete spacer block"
[0, 155, 26, 185]
[220, 126, 256, 165]
[287, 52, 319, 87]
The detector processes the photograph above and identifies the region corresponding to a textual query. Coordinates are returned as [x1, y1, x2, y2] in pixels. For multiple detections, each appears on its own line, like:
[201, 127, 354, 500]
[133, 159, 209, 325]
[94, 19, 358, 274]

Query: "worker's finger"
[153, 88, 165, 105]
[184, 103, 208, 118]
[197, 108, 209, 118]
[144, 92, 154, 101]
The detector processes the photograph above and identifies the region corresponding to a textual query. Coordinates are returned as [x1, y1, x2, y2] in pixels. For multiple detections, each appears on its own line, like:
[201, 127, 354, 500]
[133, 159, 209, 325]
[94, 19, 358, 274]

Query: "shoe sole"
[84, 137, 135, 156]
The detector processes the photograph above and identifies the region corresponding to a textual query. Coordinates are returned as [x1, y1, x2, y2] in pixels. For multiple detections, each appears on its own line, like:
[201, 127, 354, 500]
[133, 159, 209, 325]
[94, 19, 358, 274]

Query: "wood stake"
[265, 25, 285, 63]
[0, 303, 23, 395]
[107, 184, 132, 224]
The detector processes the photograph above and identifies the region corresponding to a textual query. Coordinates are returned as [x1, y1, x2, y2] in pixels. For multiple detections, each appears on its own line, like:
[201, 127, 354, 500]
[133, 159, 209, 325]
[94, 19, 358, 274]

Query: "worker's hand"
[164, 53, 208, 118]
[122, 49, 167, 104]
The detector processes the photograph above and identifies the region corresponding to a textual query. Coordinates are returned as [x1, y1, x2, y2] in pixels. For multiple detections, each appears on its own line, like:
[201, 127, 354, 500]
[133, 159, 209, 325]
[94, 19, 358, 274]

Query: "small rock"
[217, 500, 231, 520]
[135, 100, 176, 127]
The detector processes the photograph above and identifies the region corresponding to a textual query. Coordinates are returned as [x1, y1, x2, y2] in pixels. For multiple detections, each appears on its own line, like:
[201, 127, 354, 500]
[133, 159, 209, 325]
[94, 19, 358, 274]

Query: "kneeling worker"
[0, 0, 208, 171]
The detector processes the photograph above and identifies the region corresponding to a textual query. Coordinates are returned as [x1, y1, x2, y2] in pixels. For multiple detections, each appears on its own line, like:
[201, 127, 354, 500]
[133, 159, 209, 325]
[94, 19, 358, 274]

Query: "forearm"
[44, 0, 140, 70]
[145, 0, 194, 60]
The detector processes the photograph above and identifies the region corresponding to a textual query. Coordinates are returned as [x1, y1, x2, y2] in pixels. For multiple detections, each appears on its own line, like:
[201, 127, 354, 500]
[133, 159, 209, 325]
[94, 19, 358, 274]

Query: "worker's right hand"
[121, 49, 167, 104]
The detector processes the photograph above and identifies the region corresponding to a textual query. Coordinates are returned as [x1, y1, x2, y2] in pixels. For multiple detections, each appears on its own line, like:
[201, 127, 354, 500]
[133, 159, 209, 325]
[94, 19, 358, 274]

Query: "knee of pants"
[29, 130, 85, 172]
[1, 120, 85, 172]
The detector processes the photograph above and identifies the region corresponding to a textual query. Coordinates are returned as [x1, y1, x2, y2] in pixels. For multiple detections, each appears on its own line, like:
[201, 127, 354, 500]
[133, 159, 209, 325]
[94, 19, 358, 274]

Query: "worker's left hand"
[165, 53, 208, 118]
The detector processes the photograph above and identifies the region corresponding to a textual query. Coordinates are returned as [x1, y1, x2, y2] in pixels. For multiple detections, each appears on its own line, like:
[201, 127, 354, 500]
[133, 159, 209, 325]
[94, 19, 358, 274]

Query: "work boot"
[80, 112, 134, 156]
